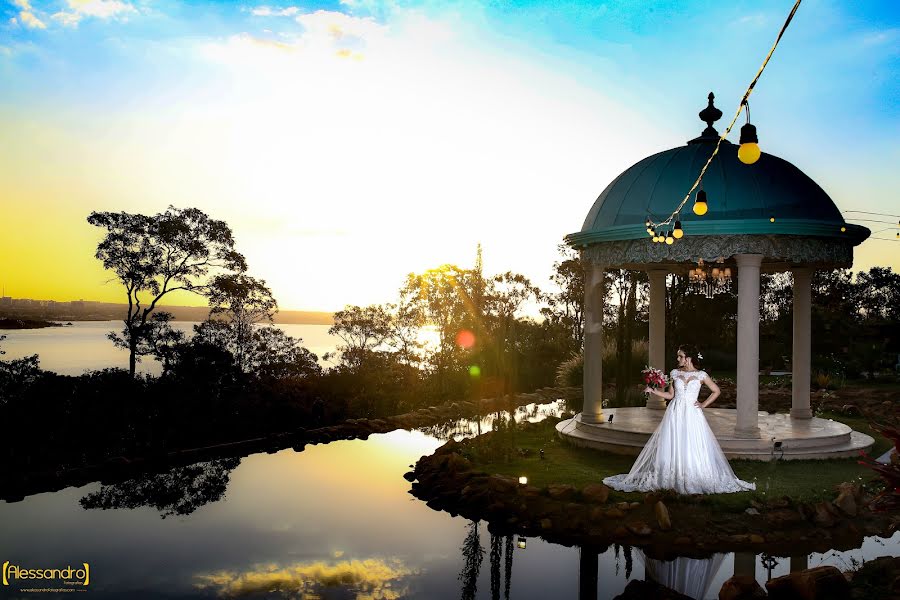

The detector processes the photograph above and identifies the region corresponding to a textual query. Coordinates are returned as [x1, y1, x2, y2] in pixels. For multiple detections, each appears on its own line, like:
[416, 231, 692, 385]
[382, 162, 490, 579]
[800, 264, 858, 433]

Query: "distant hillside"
[0, 297, 333, 325]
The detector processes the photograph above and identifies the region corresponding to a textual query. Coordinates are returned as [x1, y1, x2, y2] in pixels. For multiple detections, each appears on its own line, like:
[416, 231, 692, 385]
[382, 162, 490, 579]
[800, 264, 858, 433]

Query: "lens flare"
[469, 365, 481, 377]
[456, 329, 476, 349]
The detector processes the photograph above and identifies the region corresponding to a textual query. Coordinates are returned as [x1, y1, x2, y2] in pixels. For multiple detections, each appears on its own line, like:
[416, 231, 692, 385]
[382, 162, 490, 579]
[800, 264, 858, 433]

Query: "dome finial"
[698, 92, 722, 137]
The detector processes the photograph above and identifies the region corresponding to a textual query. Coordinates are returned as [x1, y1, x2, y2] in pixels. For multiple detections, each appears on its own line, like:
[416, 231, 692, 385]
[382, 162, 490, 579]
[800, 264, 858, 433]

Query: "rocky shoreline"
[0, 387, 581, 502]
[406, 420, 898, 559]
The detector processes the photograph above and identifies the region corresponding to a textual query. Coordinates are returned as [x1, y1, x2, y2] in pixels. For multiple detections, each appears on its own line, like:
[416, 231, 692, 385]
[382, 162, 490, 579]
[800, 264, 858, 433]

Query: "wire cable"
[649, 0, 803, 230]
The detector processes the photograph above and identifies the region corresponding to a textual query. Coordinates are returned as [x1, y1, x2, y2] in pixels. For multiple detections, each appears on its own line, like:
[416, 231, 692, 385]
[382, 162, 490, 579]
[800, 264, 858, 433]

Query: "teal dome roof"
[566, 97, 870, 248]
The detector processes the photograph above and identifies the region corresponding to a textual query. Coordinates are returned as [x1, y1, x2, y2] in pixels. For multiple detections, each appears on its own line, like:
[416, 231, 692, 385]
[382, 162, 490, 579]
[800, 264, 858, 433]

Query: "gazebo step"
[557, 411, 874, 462]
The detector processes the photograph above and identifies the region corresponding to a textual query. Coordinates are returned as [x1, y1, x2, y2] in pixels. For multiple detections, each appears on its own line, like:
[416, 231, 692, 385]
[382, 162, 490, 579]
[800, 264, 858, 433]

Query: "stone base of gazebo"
[556, 408, 874, 461]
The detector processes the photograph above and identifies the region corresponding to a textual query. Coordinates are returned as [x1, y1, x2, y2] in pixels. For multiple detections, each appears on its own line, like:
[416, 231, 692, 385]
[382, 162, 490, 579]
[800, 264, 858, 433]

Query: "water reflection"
[640, 551, 726, 599]
[79, 457, 240, 519]
[0, 426, 897, 598]
[193, 556, 416, 599]
[419, 400, 568, 441]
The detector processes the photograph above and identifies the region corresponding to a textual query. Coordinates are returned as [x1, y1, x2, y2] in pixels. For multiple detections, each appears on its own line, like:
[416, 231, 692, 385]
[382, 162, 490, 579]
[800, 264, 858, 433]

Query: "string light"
[646, 0, 803, 237]
[693, 190, 709, 216]
[738, 100, 761, 164]
[673, 220, 684, 238]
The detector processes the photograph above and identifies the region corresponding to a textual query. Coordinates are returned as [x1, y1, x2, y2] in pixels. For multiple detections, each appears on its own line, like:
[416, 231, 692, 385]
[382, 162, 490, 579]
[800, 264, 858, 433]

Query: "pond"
[1, 402, 897, 599]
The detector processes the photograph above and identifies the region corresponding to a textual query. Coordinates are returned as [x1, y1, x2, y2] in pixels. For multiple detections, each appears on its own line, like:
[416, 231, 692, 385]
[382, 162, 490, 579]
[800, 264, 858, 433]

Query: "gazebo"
[556, 94, 874, 460]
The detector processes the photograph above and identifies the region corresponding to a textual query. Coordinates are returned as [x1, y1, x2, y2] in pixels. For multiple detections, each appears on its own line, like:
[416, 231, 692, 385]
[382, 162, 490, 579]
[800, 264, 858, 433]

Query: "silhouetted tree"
[206, 273, 277, 371]
[87, 206, 246, 376]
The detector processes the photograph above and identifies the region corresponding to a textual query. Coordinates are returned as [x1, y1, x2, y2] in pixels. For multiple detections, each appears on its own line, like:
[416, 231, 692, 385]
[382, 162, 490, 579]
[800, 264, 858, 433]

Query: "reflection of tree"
[79, 458, 240, 518]
[459, 520, 485, 600]
[490, 533, 502, 600]
[624, 544, 633, 580]
[503, 535, 513, 600]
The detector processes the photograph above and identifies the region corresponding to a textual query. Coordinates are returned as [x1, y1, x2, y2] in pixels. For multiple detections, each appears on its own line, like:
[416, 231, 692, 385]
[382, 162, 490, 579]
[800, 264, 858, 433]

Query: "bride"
[603, 344, 755, 495]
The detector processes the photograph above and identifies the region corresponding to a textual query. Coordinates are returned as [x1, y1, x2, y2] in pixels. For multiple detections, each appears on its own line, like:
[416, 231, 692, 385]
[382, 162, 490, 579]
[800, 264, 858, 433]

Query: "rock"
[445, 453, 472, 473]
[833, 489, 858, 516]
[836, 481, 862, 502]
[765, 566, 849, 600]
[655, 501, 672, 531]
[629, 501, 641, 509]
[744, 508, 760, 515]
[487, 474, 518, 494]
[402, 471, 416, 482]
[813, 502, 837, 528]
[605, 508, 626, 518]
[625, 521, 652, 536]
[841, 404, 860, 416]
[728, 534, 750, 543]
[749, 534, 765, 544]
[612, 525, 629, 538]
[718, 575, 767, 600]
[582, 483, 610, 503]
[674, 536, 692, 545]
[547, 484, 576, 501]
[589, 507, 606, 521]
[616, 501, 632, 511]
[766, 509, 804, 528]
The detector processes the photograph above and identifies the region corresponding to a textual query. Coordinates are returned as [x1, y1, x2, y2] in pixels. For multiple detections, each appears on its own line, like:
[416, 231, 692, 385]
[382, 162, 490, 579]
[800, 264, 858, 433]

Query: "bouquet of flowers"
[641, 366, 669, 396]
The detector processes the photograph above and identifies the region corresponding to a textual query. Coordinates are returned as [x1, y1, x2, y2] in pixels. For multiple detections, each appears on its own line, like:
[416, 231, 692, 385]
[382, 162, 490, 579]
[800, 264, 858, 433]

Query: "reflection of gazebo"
[556, 94, 874, 459]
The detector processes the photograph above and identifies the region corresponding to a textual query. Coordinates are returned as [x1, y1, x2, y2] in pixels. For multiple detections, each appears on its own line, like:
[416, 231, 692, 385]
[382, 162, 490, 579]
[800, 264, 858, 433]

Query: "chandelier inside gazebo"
[688, 258, 732, 298]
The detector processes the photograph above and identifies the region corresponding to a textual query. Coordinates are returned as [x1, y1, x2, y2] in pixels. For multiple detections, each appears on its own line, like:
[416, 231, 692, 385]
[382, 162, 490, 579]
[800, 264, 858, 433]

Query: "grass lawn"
[464, 411, 892, 512]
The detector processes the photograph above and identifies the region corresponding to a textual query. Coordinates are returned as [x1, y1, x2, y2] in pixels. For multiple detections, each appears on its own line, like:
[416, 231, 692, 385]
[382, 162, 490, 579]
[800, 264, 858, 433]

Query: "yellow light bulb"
[738, 143, 761, 165]
[693, 190, 708, 216]
[840, 226, 846, 233]
[770, 215, 776, 223]
[673, 220, 684, 238]
[665, 235, 674, 245]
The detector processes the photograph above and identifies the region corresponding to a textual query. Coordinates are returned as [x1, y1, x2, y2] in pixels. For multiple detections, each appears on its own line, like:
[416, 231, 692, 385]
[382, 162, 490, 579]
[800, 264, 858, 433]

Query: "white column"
[647, 268, 668, 410]
[791, 267, 813, 419]
[735, 254, 763, 438]
[582, 261, 606, 423]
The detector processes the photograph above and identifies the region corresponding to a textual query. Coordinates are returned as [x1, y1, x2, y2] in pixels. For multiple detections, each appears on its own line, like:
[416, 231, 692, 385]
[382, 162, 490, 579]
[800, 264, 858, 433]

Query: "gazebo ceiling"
[565, 94, 870, 258]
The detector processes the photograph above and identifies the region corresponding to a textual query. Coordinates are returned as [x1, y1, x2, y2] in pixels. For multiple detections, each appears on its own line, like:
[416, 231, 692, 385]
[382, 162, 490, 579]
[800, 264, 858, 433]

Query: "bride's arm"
[699, 376, 721, 408]
[644, 381, 674, 400]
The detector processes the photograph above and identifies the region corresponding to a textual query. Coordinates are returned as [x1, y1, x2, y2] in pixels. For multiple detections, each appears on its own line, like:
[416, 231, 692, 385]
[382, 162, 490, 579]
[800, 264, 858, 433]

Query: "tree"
[88, 206, 246, 376]
[191, 321, 319, 380]
[328, 304, 393, 370]
[542, 244, 584, 351]
[401, 265, 481, 397]
[206, 273, 278, 372]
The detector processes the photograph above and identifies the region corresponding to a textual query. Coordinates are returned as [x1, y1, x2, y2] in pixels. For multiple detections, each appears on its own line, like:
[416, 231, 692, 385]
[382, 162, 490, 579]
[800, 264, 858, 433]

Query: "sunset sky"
[1, 0, 897, 312]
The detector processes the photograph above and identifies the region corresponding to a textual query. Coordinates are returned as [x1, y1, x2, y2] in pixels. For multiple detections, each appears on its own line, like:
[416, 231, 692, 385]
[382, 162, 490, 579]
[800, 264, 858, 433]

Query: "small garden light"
[518, 476, 528, 485]
[517, 537, 527, 549]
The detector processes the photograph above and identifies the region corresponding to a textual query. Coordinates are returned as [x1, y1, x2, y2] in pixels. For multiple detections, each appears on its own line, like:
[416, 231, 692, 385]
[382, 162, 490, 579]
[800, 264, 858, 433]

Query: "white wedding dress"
[603, 369, 756, 495]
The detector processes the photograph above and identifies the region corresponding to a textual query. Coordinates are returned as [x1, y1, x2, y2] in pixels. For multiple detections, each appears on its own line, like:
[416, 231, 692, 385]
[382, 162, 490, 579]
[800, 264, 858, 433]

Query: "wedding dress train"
[602, 369, 756, 495]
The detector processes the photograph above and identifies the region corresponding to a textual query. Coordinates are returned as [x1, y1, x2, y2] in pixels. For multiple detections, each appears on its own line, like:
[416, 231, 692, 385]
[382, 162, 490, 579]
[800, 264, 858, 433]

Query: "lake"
[1, 328, 898, 598]
[0, 321, 341, 375]
[0, 402, 897, 599]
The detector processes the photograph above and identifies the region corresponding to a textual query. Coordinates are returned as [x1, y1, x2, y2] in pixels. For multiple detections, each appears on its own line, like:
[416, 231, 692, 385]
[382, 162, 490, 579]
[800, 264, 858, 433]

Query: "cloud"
[193, 558, 415, 599]
[732, 14, 767, 29]
[52, 0, 138, 27]
[51, 11, 82, 27]
[251, 6, 300, 17]
[12, 0, 46, 29]
[861, 28, 899, 48]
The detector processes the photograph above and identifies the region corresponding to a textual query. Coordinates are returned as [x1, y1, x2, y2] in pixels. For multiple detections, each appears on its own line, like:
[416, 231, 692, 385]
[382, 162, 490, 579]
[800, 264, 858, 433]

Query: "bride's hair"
[678, 344, 704, 369]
